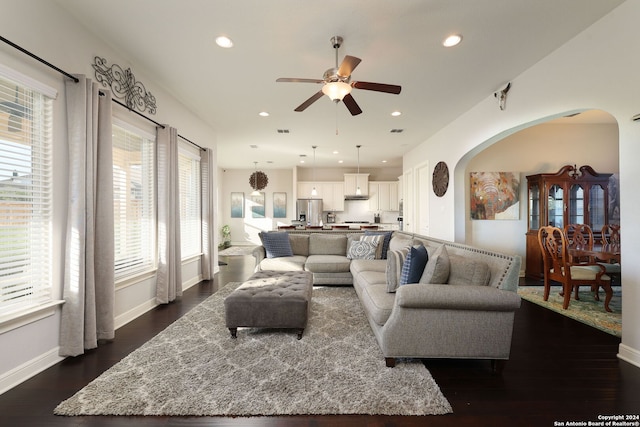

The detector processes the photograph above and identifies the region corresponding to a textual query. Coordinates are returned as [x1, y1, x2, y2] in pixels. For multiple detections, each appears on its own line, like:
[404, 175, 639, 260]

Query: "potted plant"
[220, 225, 231, 249]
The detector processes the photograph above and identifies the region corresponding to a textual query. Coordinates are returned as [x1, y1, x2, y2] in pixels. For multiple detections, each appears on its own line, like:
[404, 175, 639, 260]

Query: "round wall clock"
[432, 161, 449, 197]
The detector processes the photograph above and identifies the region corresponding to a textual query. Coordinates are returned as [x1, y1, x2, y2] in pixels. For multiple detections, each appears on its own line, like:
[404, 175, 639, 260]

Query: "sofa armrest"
[395, 284, 521, 312]
[252, 246, 266, 264]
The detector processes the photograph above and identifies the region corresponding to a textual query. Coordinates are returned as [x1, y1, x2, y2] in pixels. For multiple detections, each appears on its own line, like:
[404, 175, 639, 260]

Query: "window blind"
[178, 142, 201, 258]
[112, 123, 156, 279]
[0, 74, 52, 314]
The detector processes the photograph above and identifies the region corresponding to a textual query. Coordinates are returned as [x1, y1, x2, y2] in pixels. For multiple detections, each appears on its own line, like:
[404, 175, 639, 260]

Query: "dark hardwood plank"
[0, 256, 638, 427]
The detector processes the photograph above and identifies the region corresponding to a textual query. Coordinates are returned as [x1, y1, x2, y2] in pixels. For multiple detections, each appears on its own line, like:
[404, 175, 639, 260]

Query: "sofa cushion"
[385, 248, 409, 292]
[305, 254, 351, 273]
[359, 234, 383, 259]
[259, 231, 293, 258]
[258, 255, 306, 271]
[400, 245, 428, 285]
[347, 240, 378, 260]
[419, 244, 450, 284]
[447, 254, 491, 286]
[356, 281, 396, 326]
[389, 234, 414, 252]
[364, 230, 393, 259]
[350, 259, 386, 276]
[288, 234, 310, 256]
[309, 233, 347, 255]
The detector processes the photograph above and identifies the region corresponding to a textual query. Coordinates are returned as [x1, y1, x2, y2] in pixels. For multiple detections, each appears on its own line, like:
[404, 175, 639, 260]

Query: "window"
[0, 69, 54, 314]
[178, 141, 201, 258]
[112, 120, 156, 279]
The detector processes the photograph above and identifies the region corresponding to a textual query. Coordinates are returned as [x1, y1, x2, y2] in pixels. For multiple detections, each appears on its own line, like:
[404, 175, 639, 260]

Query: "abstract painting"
[251, 192, 265, 218]
[230, 192, 244, 218]
[273, 192, 287, 218]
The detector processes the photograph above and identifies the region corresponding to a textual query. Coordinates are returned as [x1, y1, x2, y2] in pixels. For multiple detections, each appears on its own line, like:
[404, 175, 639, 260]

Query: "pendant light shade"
[250, 161, 267, 196]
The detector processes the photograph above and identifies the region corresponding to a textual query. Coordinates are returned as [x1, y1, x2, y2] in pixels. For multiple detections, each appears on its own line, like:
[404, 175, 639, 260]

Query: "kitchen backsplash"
[325, 199, 399, 223]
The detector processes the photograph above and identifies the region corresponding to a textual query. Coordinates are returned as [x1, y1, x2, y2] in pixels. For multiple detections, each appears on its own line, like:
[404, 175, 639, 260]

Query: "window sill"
[0, 300, 65, 334]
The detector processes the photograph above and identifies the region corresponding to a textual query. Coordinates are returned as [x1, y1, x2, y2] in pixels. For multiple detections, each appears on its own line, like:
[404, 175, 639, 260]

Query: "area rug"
[517, 286, 621, 337]
[54, 283, 452, 416]
[218, 245, 257, 256]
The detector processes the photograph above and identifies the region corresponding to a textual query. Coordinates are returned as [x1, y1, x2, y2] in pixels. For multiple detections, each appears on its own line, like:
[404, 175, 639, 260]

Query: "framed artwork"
[251, 192, 265, 218]
[273, 192, 287, 218]
[470, 172, 520, 220]
[230, 192, 244, 218]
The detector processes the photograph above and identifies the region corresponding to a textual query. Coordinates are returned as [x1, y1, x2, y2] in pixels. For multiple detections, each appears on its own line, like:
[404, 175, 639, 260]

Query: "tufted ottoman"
[224, 270, 313, 339]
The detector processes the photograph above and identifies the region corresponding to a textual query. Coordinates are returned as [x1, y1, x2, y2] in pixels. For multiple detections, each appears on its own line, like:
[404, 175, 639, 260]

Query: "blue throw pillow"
[364, 231, 393, 259]
[259, 232, 293, 258]
[399, 245, 428, 285]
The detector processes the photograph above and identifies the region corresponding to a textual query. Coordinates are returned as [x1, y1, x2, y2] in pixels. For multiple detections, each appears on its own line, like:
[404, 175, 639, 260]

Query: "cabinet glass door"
[569, 184, 584, 225]
[589, 184, 606, 231]
[528, 183, 540, 230]
[548, 184, 564, 228]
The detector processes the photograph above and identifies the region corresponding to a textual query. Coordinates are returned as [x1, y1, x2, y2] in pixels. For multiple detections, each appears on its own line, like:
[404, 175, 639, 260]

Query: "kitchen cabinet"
[369, 181, 399, 211]
[525, 165, 612, 280]
[297, 181, 344, 211]
[344, 173, 369, 197]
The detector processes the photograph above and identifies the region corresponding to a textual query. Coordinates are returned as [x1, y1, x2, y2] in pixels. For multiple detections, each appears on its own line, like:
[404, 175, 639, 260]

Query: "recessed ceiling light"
[338, 160, 344, 164]
[443, 34, 462, 47]
[333, 151, 339, 154]
[259, 111, 269, 117]
[382, 160, 387, 163]
[250, 144, 258, 148]
[391, 111, 401, 117]
[215, 36, 234, 48]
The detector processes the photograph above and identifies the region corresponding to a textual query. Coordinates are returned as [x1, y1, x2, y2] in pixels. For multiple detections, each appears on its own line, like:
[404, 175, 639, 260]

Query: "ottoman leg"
[229, 328, 237, 339]
[297, 329, 304, 340]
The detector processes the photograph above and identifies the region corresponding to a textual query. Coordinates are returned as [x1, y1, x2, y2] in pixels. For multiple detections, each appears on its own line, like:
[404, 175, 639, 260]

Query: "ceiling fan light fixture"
[322, 81, 352, 101]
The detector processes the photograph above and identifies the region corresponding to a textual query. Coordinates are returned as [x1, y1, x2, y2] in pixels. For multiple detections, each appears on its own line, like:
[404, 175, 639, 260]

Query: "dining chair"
[564, 224, 595, 263]
[601, 224, 621, 248]
[599, 224, 621, 285]
[538, 226, 613, 312]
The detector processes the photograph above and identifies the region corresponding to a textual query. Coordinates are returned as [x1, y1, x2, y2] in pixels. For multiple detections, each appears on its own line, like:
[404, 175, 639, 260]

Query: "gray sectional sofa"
[252, 230, 522, 370]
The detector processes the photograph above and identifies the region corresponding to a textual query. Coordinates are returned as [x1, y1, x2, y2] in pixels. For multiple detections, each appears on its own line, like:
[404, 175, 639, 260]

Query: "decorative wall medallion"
[92, 57, 157, 114]
[432, 161, 449, 197]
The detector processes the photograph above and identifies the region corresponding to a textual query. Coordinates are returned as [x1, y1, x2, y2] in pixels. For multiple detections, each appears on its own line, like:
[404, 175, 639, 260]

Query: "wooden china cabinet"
[525, 165, 611, 280]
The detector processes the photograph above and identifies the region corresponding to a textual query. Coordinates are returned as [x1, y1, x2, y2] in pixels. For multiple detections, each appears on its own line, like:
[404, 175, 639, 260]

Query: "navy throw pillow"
[399, 245, 428, 285]
[259, 231, 293, 258]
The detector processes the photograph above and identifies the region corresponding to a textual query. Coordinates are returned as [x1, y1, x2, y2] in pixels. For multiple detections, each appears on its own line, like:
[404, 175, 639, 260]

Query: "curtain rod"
[1, 35, 204, 151]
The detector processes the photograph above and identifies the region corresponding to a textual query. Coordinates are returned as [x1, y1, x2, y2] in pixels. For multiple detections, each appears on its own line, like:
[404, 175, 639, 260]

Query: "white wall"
[467, 120, 619, 261]
[403, 1, 640, 367]
[0, 0, 218, 392]
[219, 168, 294, 245]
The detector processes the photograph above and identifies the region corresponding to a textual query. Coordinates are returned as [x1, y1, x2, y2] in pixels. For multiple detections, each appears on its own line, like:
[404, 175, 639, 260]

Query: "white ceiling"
[54, 0, 622, 169]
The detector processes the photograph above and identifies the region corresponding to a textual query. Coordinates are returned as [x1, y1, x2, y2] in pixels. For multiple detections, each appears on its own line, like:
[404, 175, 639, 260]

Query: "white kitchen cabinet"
[369, 181, 399, 211]
[297, 181, 344, 211]
[344, 173, 369, 197]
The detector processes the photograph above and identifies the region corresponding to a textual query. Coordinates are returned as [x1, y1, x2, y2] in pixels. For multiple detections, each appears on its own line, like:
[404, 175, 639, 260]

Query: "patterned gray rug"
[54, 283, 452, 416]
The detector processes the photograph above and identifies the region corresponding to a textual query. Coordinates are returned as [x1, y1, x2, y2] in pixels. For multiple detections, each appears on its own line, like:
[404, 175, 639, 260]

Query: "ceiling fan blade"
[337, 55, 362, 78]
[342, 93, 362, 116]
[277, 78, 324, 84]
[352, 81, 402, 94]
[294, 90, 324, 112]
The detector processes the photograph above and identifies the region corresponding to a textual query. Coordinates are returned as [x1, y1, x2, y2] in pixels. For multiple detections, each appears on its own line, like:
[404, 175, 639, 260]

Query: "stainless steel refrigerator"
[296, 199, 323, 226]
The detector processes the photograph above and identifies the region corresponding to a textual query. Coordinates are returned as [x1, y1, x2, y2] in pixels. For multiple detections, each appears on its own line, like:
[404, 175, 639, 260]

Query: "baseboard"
[618, 343, 640, 369]
[182, 275, 203, 291]
[0, 347, 64, 395]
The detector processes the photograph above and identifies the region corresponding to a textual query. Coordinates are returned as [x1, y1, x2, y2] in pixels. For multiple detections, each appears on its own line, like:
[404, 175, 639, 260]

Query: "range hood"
[344, 194, 369, 201]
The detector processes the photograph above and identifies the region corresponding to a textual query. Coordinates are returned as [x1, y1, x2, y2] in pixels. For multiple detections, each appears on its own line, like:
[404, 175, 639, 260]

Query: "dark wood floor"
[1, 255, 638, 427]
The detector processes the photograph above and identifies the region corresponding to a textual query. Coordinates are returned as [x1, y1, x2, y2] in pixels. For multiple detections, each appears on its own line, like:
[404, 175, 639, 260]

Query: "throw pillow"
[347, 240, 379, 260]
[360, 234, 383, 259]
[389, 235, 414, 252]
[259, 231, 294, 259]
[399, 244, 428, 286]
[419, 244, 451, 284]
[447, 254, 492, 286]
[364, 231, 393, 259]
[385, 248, 409, 292]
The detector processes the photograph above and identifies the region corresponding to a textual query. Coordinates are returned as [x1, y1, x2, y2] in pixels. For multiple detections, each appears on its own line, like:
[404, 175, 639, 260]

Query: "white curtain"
[201, 148, 216, 280]
[59, 75, 115, 357]
[156, 126, 182, 303]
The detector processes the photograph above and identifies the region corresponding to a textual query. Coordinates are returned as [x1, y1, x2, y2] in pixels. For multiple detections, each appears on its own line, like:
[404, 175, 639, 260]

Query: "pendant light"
[356, 145, 362, 195]
[311, 146, 318, 196]
[250, 161, 266, 196]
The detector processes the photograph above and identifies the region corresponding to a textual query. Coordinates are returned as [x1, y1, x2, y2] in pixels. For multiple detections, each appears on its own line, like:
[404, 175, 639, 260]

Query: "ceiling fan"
[276, 36, 401, 116]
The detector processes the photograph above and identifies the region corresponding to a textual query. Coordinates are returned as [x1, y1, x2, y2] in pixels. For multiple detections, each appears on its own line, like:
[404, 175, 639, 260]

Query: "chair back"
[564, 224, 594, 251]
[538, 226, 569, 281]
[601, 224, 620, 250]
